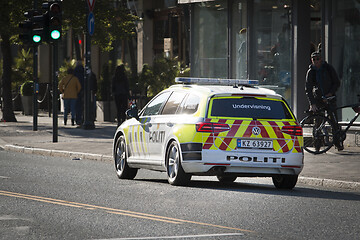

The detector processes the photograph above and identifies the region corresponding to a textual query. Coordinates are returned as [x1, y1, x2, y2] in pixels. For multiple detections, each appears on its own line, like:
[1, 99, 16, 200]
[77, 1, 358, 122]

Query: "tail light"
[196, 122, 230, 133]
[281, 125, 303, 136]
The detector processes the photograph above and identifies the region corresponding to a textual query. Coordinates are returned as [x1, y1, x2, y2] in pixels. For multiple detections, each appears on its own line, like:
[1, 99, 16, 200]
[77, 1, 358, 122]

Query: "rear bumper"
[181, 150, 303, 176]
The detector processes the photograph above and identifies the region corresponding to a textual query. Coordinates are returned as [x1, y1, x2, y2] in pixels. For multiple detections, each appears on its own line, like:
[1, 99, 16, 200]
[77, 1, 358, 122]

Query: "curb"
[298, 177, 360, 191]
[2, 144, 359, 191]
[3, 144, 112, 162]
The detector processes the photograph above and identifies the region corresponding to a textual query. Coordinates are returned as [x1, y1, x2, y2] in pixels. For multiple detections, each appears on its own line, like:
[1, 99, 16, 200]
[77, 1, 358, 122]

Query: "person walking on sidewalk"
[112, 64, 130, 126]
[59, 68, 82, 126]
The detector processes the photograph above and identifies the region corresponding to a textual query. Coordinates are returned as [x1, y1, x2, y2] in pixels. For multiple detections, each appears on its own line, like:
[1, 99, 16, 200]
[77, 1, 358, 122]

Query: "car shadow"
[132, 178, 360, 202]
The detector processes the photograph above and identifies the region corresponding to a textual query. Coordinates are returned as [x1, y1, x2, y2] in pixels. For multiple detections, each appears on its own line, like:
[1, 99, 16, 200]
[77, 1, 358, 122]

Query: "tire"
[217, 175, 237, 183]
[114, 136, 138, 179]
[272, 175, 298, 189]
[300, 114, 335, 154]
[166, 141, 191, 186]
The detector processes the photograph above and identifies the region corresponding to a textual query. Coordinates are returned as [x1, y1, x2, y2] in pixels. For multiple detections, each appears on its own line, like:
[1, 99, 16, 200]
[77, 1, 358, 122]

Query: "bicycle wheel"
[300, 114, 335, 154]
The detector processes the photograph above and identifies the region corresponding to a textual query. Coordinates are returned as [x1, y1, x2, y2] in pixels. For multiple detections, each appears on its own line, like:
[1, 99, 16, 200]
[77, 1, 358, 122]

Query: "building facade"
[177, 0, 360, 122]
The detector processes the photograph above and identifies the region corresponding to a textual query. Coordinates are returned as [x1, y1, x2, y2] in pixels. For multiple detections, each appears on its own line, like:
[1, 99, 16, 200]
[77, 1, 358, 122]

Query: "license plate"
[237, 139, 273, 149]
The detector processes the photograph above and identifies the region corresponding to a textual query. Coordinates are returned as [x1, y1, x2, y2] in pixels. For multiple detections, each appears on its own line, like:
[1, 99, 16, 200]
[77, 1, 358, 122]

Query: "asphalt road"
[0, 150, 359, 240]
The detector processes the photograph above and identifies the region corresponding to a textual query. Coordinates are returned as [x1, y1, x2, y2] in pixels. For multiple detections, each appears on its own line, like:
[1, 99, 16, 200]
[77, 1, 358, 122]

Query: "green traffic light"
[50, 30, 61, 40]
[33, 35, 41, 43]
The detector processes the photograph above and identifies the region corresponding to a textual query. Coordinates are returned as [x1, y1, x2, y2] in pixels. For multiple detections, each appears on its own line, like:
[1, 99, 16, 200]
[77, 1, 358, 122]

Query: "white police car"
[113, 78, 303, 189]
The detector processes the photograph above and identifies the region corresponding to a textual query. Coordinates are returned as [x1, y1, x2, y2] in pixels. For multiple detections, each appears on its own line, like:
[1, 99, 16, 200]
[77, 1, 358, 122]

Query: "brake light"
[281, 125, 303, 136]
[196, 122, 230, 133]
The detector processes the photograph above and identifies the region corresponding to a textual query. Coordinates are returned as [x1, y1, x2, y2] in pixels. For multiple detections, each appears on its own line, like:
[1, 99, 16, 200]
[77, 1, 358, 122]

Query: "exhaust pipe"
[212, 166, 226, 174]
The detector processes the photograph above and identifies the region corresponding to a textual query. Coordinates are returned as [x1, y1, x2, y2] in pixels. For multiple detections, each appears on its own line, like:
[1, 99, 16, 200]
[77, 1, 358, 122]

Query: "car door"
[140, 91, 172, 164]
[149, 91, 188, 162]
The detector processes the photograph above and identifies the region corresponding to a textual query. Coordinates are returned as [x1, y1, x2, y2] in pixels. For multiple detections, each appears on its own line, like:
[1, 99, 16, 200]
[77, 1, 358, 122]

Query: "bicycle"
[300, 95, 360, 154]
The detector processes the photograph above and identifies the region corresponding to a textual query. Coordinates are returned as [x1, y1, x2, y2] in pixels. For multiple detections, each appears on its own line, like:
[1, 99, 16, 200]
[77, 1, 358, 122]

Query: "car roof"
[168, 84, 283, 100]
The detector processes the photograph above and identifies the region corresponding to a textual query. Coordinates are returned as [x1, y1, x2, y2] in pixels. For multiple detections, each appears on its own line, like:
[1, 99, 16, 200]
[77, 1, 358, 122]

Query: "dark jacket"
[305, 61, 340, 105]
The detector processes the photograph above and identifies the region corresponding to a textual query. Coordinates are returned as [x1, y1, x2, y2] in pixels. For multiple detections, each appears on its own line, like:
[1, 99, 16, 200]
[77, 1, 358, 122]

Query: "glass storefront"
[232, 0, 247, 79]
[331, 0, 360, 122]
[189, 0, 359, 122]
[192, 1, 228, 78]
[192, 0, 292, 102]
[253, 0, 292, 102]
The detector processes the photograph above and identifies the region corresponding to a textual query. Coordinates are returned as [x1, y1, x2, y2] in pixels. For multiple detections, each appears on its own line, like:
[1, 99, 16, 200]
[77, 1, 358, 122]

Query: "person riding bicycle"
[305, 51, 343, 150]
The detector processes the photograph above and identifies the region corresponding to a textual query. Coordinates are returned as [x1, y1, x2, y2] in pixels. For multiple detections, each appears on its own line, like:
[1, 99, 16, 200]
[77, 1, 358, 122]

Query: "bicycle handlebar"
[322, 95, 336, 102]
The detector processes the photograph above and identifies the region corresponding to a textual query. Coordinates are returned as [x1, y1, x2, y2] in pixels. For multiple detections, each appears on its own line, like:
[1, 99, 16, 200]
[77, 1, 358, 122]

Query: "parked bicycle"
[300, 95, 360, 154]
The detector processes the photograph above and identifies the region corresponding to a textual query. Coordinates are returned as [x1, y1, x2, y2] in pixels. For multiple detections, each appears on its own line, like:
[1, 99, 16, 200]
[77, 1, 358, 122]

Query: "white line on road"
[93, 232, 244, 240]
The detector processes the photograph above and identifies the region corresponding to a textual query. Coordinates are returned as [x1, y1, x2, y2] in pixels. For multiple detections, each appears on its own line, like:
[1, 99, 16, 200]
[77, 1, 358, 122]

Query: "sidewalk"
[1, 112, 359, 191]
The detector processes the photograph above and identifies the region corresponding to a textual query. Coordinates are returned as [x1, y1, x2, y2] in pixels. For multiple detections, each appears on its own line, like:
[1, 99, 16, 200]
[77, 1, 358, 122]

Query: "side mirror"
[126, 106, 139, 120]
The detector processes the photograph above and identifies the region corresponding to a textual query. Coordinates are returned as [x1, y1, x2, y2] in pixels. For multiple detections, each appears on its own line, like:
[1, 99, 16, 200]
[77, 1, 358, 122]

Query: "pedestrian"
[112, 64, 130, 126]
[58, 68, 82, 126]
[305, 51, 343, 150]
[74, 61, 84, 125]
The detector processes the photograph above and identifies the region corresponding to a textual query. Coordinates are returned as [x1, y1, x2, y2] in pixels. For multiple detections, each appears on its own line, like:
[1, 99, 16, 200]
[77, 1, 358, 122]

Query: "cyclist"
[305, 51, 343, 150]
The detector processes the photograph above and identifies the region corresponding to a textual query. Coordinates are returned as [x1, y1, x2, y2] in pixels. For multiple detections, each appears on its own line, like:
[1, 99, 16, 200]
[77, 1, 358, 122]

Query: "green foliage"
[58, 59, 77, 81]
[136, 57, 182, 98]
[62, 1, 138, 51]
[0, 0, 32, 40]
[12, 49, 33, 93]
[2, 1, 137, 50]
[20, 81, 33, 96]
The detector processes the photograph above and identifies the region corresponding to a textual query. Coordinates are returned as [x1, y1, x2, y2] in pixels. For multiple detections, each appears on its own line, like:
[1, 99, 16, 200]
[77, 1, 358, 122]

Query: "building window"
[232, 0, 248, 79]
[332, 0, 360, 122]
[253, 0, 292, 102]
[192, 1, 228, 78]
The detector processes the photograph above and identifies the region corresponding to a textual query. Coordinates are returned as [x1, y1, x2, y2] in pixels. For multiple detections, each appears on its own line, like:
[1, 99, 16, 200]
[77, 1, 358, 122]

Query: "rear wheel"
[166, 141, 191, 186]
[272, 175, 298, 189]
[217, 175, 237, 183]
[300, 114, 335, 154]
[114, 136, 138, 179]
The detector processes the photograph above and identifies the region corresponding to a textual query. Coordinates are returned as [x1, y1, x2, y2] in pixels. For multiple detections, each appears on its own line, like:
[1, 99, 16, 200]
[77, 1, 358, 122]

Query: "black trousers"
[114, 94, 128, 124]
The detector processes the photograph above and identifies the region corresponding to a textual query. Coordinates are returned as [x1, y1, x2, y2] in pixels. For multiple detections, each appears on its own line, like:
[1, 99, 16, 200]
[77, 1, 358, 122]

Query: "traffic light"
[19, 11, 33, 45]
[48, 1, 62, 42]
[32, 11, 47, 44]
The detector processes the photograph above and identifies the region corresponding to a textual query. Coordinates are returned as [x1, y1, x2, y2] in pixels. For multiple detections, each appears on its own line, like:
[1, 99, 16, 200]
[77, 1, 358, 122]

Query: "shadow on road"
[131, 178, 360, 201]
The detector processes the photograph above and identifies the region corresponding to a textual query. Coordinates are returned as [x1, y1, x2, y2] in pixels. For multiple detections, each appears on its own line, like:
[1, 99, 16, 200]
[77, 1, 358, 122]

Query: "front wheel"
[114, 136, 138, 179]
[300, 114, 335, 154]
[272, 175, 298, 189]
[166, 141, 191, 186]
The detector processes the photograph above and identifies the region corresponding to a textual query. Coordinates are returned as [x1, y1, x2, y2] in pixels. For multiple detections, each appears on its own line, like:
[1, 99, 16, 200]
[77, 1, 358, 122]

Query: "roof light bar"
[175, 77, 259, 86]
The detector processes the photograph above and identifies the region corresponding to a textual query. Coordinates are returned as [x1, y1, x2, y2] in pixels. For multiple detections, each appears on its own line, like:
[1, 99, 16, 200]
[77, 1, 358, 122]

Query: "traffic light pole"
[83, 10, 95, 130]
[33, 0, 38, 131]
[52, 43, 58, 142]
[33, 46, 38, 131]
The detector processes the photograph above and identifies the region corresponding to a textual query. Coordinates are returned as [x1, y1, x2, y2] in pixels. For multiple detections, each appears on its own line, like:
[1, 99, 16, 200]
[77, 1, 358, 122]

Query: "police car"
[113, 77, 303, 189]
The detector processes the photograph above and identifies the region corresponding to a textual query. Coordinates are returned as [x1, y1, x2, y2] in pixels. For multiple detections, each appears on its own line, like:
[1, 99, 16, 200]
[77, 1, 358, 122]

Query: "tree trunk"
[1, 34, 17, 122]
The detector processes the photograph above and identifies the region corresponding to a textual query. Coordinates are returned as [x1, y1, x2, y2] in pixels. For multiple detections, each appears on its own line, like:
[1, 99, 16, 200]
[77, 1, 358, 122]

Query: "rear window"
[209, 97, 293, 119]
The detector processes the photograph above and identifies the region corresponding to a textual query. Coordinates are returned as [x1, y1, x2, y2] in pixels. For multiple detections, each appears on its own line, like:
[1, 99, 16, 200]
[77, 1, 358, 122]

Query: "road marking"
[0, 190, 254, 233]
[93, 232, 244, 239]
[0, 176, 10, 179]
[106, 211, 182, 224]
